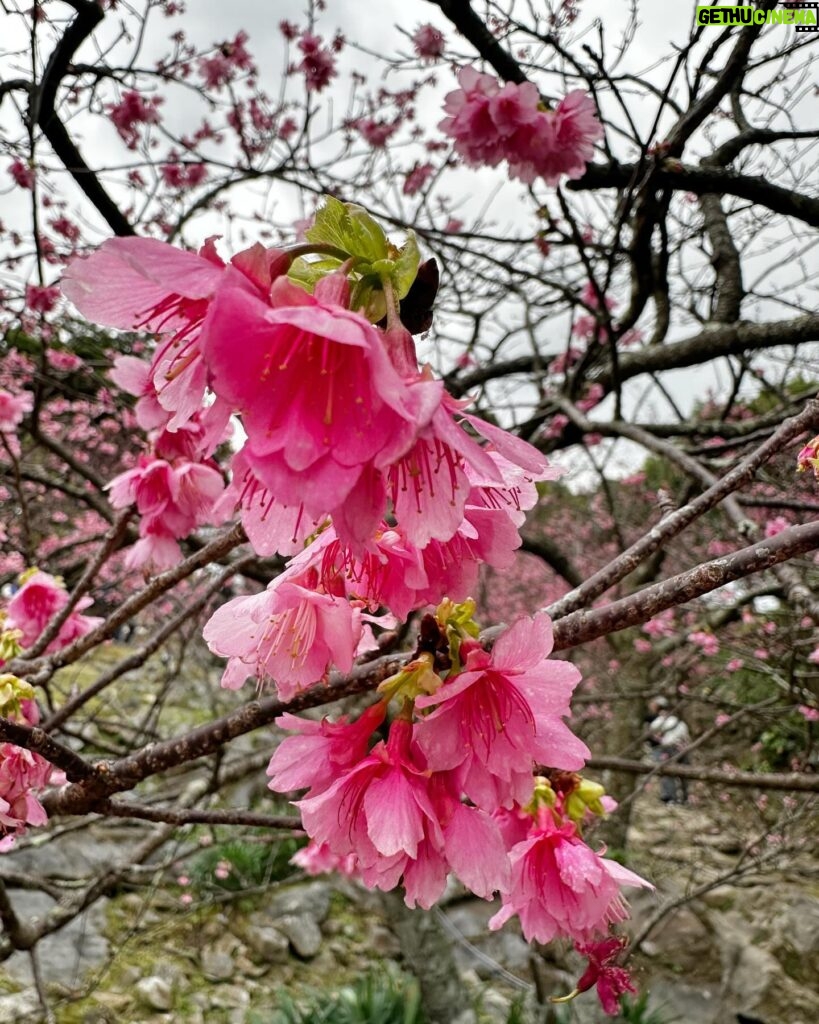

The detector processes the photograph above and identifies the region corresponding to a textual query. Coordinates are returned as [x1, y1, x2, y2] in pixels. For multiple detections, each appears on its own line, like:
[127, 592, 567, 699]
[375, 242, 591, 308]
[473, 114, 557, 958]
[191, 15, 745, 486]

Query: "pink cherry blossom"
[106, 90, 164, 149]
[797, 435, 819, 477]
[294, 719, 509, 908]
[509, 91, 603, 186]
[297, 33, 336, 92]
[63, 237, 225, 428]
[5, 570, 101, 652]
[25, 284, 61, 313]
[488, 806, 651, 943]
[8, 159, 35, 190]
[0, 389, 33, 432]
[440, 67, 504, 163]
[64, 237, 288, 431]
[291, 841, 358, 877]
[212, 449, 322, 557]
[403, 162, 435, 196]
[440, 69, 601, 185]
[107, 452, 224, 570]
[201, 272, 421, 519]
[46, 350, 83, 372]
[356, 118, 398, 148]
[266, 702, 387, 794]
[573, 937, 637, 1016]
[412, 24, 445, 60]
[415, 614, 589, 810]
[0, 731, 52, 851]
[202, 566, 359, 699]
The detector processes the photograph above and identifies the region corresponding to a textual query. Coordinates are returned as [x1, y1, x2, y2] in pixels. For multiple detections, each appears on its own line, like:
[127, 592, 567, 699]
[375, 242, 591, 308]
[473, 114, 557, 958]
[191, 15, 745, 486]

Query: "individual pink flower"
[356, 118, 398, 148]
[295, 719, 509, 908]
[49, 215, 81, 242]
[200, 272, 422, 520]
[571, 937, 637, 1016]
[412, 23, 445, 60]
[297, 33, 336, 92]
[296, 719, 441, 871]
[202, 566, 359, 699]
[385, 393, 501, 548]
[107, 453, 224, 570]
[797, 704, 819, 722]
[403, 162, 435, 196]
[212, 449, 322, 557]
[0, 736, 52, 851]
[796, 435, 819, 478]
[765, 516, 790, 538]
[291, 841, 358, 878]
[25, 284, 61, 313]
[439, 67, 507, 168]
[5, 570, 101, 652]
[64, 237, 287, 431]
[8, 159, 35, 190]
[488, 806, 651, 943]
[415, 614, 589, 810]
[0, 389, 33, 432]
[63, 237, 225, 429]
[106, 90, 164, 149]
[266, 702, 387, 794]
[46, 350, 82, 372]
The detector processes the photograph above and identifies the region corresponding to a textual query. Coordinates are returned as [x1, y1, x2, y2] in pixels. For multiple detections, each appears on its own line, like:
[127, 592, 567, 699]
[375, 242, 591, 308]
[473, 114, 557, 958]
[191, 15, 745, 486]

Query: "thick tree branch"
[587, 756, 819, 793]
[34, 0, 134, 236]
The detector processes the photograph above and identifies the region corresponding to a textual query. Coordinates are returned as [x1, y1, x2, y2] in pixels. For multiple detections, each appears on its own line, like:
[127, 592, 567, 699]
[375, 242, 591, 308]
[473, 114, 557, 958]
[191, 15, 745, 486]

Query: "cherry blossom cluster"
[0, 678, 53, 853]
[797, 435, 819, 478]
[267, 607, 649, 1017]
[440, 68, 603, 185]
[107, 408, 226, 571]
[0, 570, 100, 849]
[62, 199, 648, 1014]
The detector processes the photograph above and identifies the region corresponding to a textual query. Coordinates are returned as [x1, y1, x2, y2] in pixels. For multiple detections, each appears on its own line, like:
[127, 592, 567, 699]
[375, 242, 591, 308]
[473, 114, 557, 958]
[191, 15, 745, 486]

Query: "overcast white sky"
[1, 0, 816, 464]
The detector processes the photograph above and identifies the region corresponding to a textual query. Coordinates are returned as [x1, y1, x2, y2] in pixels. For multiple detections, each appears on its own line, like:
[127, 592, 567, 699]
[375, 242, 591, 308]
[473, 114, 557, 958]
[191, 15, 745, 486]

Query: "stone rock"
[242, 922, 289, 964]
[640, 980, 719, 1024]
[450, 1011, 478, 1024]
[275, 913, 323, 959]
[0, 990, 42, 1024]
[200, 932, 241, 981]
[200, 947, 236, 982]
[369, 924, 400, 957]
[0, 892, 109, 990]
[207, 984, 250, 1021]
[135, 975, 174, 1012]
[267, 880, 331, 924]
[480, 988, 512, 1023]
[786, 895, 819, 954]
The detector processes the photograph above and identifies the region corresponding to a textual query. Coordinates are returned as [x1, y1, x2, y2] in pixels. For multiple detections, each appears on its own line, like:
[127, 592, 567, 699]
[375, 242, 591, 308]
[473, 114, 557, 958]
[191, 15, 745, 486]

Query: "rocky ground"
[0, 645, 815, 1023]
[0, 783, 816, 1024]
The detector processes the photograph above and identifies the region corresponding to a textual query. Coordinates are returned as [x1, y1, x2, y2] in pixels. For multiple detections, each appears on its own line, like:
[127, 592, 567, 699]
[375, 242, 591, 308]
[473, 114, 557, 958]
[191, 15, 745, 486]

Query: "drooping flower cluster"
[797, 435, 819, 478]
[4, 568, 101, 653]
[63, 197, 648, 1014]
[266, 608, 649, 1011]
[0, 675, 56, 852]
[0, 572, 97, 850]
[107, 416, 227, 571]
[440, 68, 602, 185]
